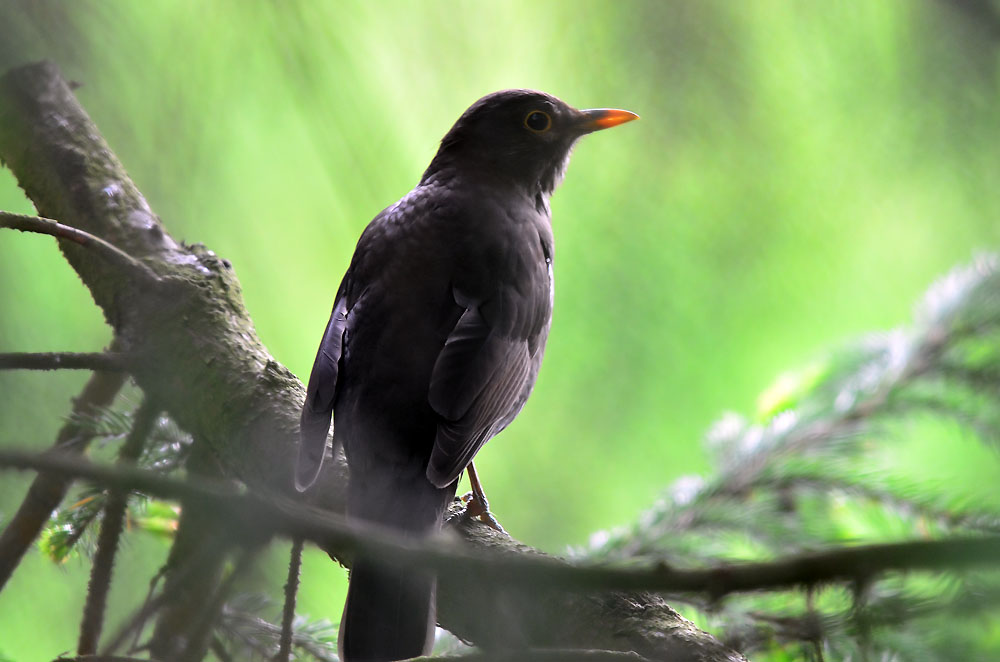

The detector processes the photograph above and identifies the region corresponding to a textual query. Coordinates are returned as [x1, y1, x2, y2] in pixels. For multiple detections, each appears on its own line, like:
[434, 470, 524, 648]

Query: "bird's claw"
[459, 490, 506, 534]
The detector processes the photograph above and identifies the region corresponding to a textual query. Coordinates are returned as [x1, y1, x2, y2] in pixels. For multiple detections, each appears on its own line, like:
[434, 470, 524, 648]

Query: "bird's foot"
[459, 491, 506, 534]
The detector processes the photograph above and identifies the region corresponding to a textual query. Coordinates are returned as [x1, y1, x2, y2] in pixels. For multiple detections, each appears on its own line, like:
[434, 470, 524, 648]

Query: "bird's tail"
[340, 558, 437, 661]
[339, 468, 456, 662]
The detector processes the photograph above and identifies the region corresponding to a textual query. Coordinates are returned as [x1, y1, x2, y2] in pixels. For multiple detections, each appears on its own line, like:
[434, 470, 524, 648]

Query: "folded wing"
[426, 298, 535, 488]
[297, 296, 348, 490]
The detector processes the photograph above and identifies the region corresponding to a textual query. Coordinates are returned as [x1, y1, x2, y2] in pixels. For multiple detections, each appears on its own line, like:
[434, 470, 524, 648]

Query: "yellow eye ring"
[523, 110, 552, 133]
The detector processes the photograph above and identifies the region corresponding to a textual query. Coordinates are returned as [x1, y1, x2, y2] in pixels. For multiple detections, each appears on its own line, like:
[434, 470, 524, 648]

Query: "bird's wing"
[296, 296, 348, 490]
[425, 297, 535, 488]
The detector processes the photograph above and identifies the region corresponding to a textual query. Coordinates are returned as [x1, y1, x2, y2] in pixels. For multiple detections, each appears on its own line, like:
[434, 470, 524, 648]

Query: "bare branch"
[179, 549, 260, 662]
[277, 538, 304, 662]
[414, 651, 653, 662]
[0, 351, 128, 371]
[0, 211, 160, 282]
[148, 445, 232, 660]
[2, 449, 998, 600]
[78, 398, 160, 654]
[99, 543, 229, 656]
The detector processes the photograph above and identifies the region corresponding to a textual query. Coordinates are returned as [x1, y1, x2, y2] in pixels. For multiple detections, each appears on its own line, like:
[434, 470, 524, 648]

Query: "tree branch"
[2, 449, 997, 601]
[0, 351, 128, 371]
[413, 651, 653, 662]
[0, 211, 160, 282]
[0, 58, 343, 509]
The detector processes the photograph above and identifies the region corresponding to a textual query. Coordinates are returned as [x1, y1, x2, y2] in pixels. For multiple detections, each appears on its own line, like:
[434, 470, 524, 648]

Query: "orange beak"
[576, 107, 640, 133]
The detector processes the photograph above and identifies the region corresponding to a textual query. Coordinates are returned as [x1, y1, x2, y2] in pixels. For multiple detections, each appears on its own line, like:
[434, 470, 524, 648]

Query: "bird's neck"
[420, 157, 555, 213]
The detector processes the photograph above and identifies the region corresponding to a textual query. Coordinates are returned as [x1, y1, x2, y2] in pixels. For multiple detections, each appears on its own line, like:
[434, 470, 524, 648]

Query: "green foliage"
[585, 257, 1000, 659]
[37, 405, 189, 561]
[38, 487, 103, 563]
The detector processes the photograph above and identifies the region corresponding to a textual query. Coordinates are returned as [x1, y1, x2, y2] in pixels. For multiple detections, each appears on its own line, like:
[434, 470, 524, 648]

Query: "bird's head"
[422, 89, 638, 197]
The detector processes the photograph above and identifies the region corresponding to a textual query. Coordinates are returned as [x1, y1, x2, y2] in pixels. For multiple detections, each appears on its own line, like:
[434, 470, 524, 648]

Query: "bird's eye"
[523, 110, 552, 133]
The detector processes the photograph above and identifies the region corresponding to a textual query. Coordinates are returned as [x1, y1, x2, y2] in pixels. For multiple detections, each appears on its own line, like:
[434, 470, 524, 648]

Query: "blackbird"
[297, 89, 637, 662]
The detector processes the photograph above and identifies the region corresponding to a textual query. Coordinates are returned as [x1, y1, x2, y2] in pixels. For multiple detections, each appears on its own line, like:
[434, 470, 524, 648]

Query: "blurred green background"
[2, 1, 1000, 658]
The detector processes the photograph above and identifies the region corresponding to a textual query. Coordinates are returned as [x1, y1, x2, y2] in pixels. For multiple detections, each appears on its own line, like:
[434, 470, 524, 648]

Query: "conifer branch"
[0, 368, 126, 590]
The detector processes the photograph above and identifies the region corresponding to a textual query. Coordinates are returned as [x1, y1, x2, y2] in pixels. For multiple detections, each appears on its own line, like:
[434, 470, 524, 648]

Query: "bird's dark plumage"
[298, 89, 637, 662]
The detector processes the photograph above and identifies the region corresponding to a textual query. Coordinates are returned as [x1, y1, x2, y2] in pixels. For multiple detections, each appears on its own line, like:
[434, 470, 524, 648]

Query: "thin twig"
[99, 533, 237, 656]
[276, 537, 304, 662]
[78, 398, 160, 654]
[147, 445, 232, 659]
[0, 351, 129, 371]
[219, 605, 338, 662]
[3, 448, 1000, 599]
[210, 637, 236, 662]
[132, 568, 166, 653]
[100, 559, 195, 656]
[0, 211, 160, 282]
[411, 650, 652, 662]
[54, 656, 157, 662]
[0, 369, 127, 590]
[180, 549, 258, 662]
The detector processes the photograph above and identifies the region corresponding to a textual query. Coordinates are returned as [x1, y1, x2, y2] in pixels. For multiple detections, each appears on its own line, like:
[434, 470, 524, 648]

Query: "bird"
[297, 89, 637, 662]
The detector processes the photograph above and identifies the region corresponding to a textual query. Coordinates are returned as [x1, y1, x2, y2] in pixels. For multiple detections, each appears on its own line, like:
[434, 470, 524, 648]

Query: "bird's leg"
[460, 461, 505, 533]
